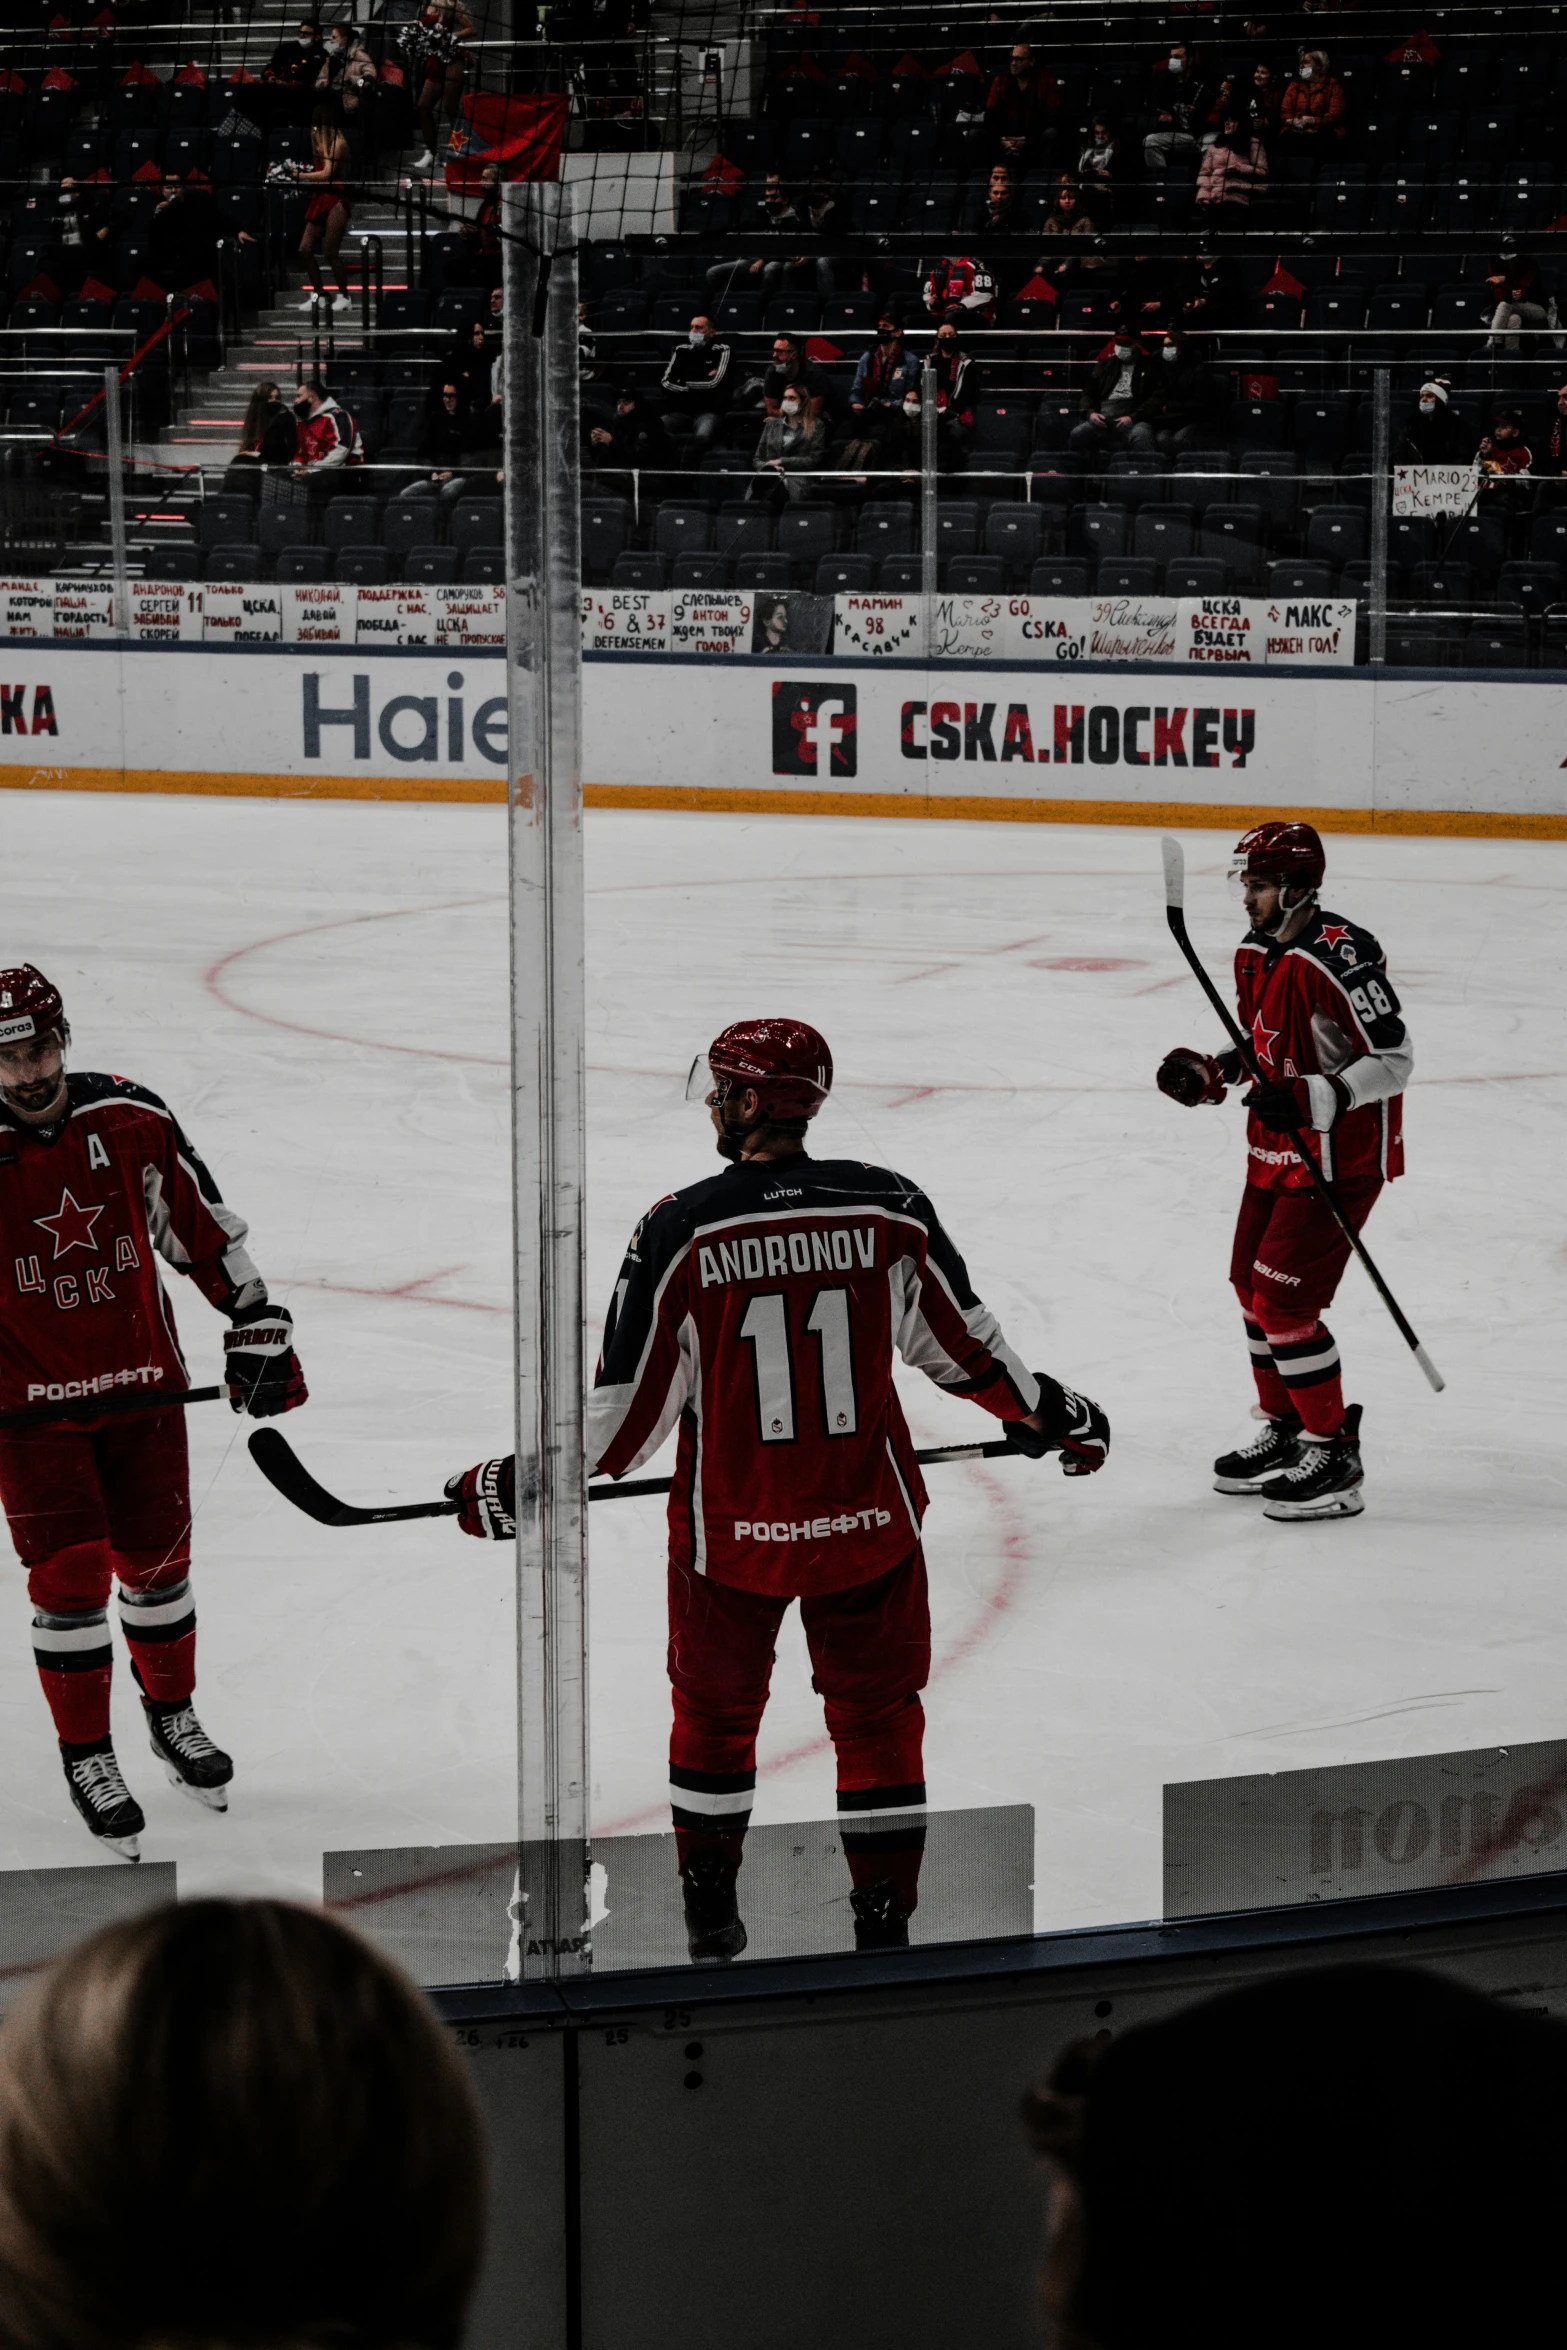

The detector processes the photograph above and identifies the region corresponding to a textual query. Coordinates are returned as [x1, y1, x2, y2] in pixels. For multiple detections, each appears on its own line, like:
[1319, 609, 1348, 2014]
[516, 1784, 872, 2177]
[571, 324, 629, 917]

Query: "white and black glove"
[445, 1456, 517, 1539]
[1004, 1373, 1111, 1476]
[224, 1300, 307, 1418]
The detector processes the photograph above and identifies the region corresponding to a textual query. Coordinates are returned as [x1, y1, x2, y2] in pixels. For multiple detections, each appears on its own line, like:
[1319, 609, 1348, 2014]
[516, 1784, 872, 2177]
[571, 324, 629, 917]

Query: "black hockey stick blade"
[248, 1428, 461, 1526]
[248, 1431, 1018, 1528]
[0, 1384, 222, 1433]
[1159, 839, 1445, 1394]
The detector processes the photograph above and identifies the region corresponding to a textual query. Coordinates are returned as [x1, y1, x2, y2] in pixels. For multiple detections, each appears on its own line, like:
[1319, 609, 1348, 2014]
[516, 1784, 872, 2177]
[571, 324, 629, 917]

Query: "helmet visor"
[685, 1052, 717, 1104]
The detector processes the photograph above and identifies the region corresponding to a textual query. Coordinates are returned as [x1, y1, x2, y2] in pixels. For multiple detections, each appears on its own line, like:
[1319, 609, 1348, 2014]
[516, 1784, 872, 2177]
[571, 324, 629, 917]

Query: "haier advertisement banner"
[1, 645, 1564, 822]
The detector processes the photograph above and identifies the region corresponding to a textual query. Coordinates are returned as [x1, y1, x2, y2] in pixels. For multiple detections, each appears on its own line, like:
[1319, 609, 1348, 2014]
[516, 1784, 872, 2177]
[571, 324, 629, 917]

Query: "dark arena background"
[2, 0, 1566, 2343]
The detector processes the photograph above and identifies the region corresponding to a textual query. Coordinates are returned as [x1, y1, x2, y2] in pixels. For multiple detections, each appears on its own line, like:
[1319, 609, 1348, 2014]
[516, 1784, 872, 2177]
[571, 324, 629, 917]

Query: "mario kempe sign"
[772, 682, 857, 778]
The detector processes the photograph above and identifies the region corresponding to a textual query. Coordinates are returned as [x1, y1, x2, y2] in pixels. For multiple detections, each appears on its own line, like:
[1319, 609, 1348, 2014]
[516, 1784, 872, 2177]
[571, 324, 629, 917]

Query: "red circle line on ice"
[206, 901, 1567, 1089]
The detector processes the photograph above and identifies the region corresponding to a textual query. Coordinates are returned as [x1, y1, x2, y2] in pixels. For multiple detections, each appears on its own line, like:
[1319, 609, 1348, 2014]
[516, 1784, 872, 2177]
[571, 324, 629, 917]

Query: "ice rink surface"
[1, 790, 1563, 1938]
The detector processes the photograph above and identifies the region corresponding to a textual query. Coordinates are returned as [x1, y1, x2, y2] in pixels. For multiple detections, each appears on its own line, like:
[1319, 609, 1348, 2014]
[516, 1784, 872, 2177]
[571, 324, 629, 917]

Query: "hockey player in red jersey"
[450, 1018, 1109, 1961]
[1157, 823, 1412, 1522]
[0, 965, 307, 1860]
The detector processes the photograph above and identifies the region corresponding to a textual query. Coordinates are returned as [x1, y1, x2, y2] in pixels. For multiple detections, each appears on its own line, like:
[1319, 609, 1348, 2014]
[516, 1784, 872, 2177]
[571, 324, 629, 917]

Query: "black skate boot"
[143, 1699, 233, 1810]
[681, 1857, 747, 1965]
[850, 1883, 912, 1952]
[1260, 1404, 1365, 1521]
[62, 1737, 144, 1861]
[1214, 1411, 1303, 1493]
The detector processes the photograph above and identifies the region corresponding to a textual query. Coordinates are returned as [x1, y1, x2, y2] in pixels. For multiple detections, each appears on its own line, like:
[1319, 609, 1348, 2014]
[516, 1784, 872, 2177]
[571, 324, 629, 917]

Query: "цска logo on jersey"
[772, 682, 857, 777]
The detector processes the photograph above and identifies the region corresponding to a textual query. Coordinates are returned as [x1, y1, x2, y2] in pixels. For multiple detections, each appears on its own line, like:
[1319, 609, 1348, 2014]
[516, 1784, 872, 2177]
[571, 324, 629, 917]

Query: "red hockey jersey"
[1234, 911, 1411, 1192]
[0, 1072, 264, 1416]
[585, 1155, 1038, 1597]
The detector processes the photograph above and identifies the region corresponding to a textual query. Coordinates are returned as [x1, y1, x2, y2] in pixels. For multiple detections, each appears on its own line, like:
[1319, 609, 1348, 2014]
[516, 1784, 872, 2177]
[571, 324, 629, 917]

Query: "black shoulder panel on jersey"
[67, 1073, 229, 1203]
[1293, 915, 1406, 1048]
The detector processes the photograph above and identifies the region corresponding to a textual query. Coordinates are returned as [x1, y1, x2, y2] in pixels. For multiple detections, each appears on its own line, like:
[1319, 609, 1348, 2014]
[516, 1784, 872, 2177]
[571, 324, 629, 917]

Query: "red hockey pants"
[667, 1550, 930, 1906]
[0, 1410, 197, 1746]
[1230, 1178, 1381, 1435]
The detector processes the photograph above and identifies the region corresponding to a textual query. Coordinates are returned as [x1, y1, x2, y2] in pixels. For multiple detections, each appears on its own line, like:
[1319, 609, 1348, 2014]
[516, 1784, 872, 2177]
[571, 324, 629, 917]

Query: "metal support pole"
[921, 353, 937, 658]
[102, 362, 128, 636]
[502, 180, 590, 1982]
[1369, 364, 1391, 667]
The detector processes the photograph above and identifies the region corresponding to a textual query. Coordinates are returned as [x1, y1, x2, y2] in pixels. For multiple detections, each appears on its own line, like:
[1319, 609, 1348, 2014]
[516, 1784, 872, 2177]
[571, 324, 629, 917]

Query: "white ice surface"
[1, 794, 1563, 1934]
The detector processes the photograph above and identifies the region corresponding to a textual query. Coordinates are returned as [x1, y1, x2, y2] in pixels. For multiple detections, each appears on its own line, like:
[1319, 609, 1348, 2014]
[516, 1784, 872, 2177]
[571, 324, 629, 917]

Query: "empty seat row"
[197, 494, 502, 555]
[146, 542, 504, 586]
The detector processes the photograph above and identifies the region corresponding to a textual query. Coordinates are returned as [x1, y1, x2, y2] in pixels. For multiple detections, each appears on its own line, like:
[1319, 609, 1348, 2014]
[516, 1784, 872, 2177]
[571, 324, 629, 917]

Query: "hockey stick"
[0, 1384, 223, 1433]
[247, 1427, 1016, 1530]
[1161, 837, 1445, 1393]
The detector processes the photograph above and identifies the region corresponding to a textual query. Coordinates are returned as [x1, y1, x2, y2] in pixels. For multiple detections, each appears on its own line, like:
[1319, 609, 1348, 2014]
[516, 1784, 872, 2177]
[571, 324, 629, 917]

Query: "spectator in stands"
[763, 177, 839, 298]
[704, 174, 802, 305]
[318, 19, 377, 118]
[1110, 253, 1172, 340]
[1194, 112, 1268, 224]
[403, 379, 475, 507]
[440, 311, 497, 411]
[986, 42, 1059, 168]
[1028, 1966, 1567, 2350]
[264, 15, 325, 126]
[659, 314, 734, 454]
[406, 0, 477, 174]
[932, 320, 979, 468]
[1037, 179, 1099, 283]
[1278, 48, 1346, 164]
[1144, 40, 1208, 174]
[1536, 381, 1567, 479]
[228, 382, 297, 486]
[923, 254, 997, 329]
[1076, 119, 1121, 202]
[1486, 249, 1549, 351]
[1246, 60, 1284, 142]
[967, 163, 1020, 240]
[45, 177, 110, 296]
[1130, 327, 1226, 452]
[585, 387, 674, 492]
[1172, 247, 1242, 333]
[294, 100, 354, 314]
[148, 174, 216, 297]
[749, 382, 826, 507]
[1477, 410, 1533, 503]
[1397, 377, 1474, 464]
[1070, 333, 1154, 464]
[850, 317, 920, 434]
[762, 333, 831, 422]
[289, 379, 364, 483]
[0, 1899, 485, 2350]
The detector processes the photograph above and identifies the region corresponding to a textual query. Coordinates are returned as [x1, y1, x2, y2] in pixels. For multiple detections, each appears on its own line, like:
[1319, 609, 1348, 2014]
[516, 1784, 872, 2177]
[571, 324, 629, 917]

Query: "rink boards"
[1, 640, 1565, 833]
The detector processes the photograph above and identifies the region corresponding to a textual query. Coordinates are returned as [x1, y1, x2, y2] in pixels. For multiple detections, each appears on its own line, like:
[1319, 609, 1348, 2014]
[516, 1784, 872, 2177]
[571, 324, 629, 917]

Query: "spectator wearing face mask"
[1397, 377, 1474, 465]
[932, 321, 979, 466]
[762, 334, 831, 422]
[1278, 49, 1346, 171]
[287, 379, 364, 483]
[985, 42, 1059, 168]
[1144, 41, 1208, 174]
[1070, 334, 1154, 463]
[1130, 327, 1227, 453]
[1195, 115, 1268, 222]
[659, 313, 734, 454]
[750, 383, 826, 507]
[850, 317, 921, 429]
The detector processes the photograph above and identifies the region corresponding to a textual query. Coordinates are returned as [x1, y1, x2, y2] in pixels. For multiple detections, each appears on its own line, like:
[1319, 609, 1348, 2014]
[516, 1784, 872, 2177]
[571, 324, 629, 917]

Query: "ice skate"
[62, 1739, 144, 1860]
[850, 1883, 912, 1952]
[681, 1858, 747, 1965]
[1260, 1405, 1366, 1521]
[1214, 1411, 1304, 1493]
[144, 1699, 233, 1810]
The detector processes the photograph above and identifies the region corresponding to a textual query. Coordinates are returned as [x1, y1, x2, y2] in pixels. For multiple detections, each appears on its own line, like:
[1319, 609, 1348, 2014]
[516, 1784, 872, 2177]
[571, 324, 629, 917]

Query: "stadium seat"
[982, 506, 1048, 571]
[461, 551, 505, 583]
[1029, 558, 1091, 596]
[934, 503, 980, 560]
[1103, 455, 1170, 509]
[612, 551, 669, 589]
[1497, 561, 1563, 618]
[404, 547, 460, 583]
[140, 546, 199, 581]
[1408, 563, 1475, 604]
[715, 503, 774, 558]
[878, 554, 922, 590]
[1165, 558, 1233, 595]
[1442, 512, 1507, 587]
[323, 501, 380, 552]
[943, 555, 1007, 592]
[1067, 507, 1127, 563]
[734, 555, 795, 590]
[198, 495, 253, 550]
[1304, 507, 1369, 568]
[450, 500, 503, 555]
[1197, 505, 1264, 583]
[815, 555, 875, 593]
[275, 546, 329, 582]
[581, 501, 630, 580]
[653, 502, 712, 557]
[1464, 613, 1530, 667]
[670, 552, 733, 589]
[205, 542, 262, 580]
[1096, 560, 1162, 594]
[855, 505, 915, 558]
[335, 549, 389, 583]
[1267, 561, 1337, 597]
[1132, 508, 1195, 564]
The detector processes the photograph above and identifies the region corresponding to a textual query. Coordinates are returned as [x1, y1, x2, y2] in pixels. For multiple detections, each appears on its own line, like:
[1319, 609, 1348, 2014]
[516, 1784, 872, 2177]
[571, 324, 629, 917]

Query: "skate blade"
[161, 1760, 230, 1811]
[1263, 1487, 1366, 1522]
[95, 1831, 141, 1861]
[1213, 1471, 1280, 1494]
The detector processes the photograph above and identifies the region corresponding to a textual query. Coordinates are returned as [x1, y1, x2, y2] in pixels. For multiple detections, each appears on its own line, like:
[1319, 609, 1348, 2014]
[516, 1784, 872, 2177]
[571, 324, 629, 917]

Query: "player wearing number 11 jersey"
[451, 1018, 1108, 1960]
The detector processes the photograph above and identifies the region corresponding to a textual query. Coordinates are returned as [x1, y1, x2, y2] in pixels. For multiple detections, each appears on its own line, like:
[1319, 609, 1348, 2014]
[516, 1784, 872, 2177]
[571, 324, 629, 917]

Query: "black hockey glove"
[1246, 1075, 1352, 1134]
[1004, 1375, 1111, 1476]
[224, 1300, 307, 1418]
[1157, 1047, 1228, 1106]
[446, 1456, 517, 1540]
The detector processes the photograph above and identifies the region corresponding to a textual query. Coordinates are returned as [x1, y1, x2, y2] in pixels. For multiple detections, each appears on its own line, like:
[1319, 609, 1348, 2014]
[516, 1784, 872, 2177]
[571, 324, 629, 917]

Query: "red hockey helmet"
[693, 1018, 833, 1124]
[1229, 820, 1326, 894]
[0, 964, 66, 1050]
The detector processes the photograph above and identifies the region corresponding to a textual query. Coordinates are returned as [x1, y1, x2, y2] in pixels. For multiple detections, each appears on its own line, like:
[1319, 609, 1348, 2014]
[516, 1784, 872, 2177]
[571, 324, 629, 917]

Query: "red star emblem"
[34, 1187, 105, 1261]
[1250, 1013, 1280, 1070]
[1317, 924, 1350, 949]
